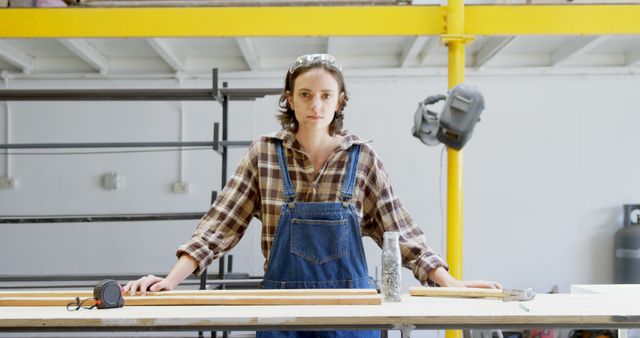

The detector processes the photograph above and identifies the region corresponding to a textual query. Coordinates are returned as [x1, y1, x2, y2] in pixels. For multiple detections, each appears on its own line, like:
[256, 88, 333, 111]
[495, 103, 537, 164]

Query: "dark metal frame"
[0, 212, 204, 223]
[0, 140, 249, 149]
[0, 69, 282, 337]
[0, 273, 262, 290]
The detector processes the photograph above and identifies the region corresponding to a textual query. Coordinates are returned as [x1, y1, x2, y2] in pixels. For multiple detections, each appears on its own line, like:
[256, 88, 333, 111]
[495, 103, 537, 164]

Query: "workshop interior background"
[1, 0, 640, 337]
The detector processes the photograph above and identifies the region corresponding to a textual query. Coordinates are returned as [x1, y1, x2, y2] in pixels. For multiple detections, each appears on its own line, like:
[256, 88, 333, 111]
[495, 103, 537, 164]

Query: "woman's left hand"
[428, 266, 502, 289]
[460, 280, 502, 289]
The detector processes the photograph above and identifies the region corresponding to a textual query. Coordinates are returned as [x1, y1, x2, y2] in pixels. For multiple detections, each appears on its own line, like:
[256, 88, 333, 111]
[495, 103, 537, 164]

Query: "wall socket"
[0, 177, 15, 189]
[101, 172, 123, 190]
[173, 181, 190, 194]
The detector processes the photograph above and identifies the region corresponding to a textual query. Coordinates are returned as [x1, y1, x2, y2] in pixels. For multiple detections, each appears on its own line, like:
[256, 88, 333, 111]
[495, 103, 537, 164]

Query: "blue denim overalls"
[256, 140, 379, 338]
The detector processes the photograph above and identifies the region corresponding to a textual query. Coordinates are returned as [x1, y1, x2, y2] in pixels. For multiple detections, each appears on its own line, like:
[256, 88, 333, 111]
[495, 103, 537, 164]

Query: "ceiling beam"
[2, 5, 640, 38]
[418, 37, 438, 65]
[146, 38, 184, 72]
[474, 36, 515, 69]
[549, 36, 606, 66]
[0, 7, 444, 37]
[466, 5, 640, 35]
[399, 36, 428, 68]
[236, 38, 259, 71]
[0, 40, 35, 74]
[59, 39, 109, 75]
[625, 48, 640, 67]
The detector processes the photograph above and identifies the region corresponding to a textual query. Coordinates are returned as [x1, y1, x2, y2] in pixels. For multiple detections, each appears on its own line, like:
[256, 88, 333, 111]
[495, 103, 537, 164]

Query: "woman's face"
[288, 67, 343, 134]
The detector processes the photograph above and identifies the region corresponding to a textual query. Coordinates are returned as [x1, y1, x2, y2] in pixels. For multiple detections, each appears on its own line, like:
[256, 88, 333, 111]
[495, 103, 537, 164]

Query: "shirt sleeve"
[361, 145, 448, 286]
[176, 142, 260, 276]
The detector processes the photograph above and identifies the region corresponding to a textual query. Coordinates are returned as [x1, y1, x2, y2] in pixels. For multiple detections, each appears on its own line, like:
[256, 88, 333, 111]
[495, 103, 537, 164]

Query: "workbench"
[1, 294, 640, 336]
[571, 284, 640, 338]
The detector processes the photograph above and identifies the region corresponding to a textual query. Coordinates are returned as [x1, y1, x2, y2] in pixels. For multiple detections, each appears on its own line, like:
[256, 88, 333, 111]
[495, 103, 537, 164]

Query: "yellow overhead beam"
[1, 5, 639, 38]
[466, 5, 640, 35]
[0, 6, 445, 38]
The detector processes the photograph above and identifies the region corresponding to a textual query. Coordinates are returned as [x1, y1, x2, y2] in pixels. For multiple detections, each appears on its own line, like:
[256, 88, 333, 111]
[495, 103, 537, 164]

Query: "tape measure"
[93, 279, 124, 309]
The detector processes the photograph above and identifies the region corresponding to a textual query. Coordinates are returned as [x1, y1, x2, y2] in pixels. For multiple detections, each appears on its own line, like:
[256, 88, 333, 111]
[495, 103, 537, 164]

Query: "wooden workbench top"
[1, 293, 639, 332]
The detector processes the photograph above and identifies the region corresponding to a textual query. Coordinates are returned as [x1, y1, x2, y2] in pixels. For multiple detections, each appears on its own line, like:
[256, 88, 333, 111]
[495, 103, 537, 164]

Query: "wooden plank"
[0, 288, 378, 298]
[0, 294, 382, 307]
[409, 287, 503, 299]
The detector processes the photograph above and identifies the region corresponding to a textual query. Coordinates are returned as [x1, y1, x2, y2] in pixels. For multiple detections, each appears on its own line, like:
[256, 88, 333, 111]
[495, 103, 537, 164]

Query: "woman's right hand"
[122, 274, 176, 296]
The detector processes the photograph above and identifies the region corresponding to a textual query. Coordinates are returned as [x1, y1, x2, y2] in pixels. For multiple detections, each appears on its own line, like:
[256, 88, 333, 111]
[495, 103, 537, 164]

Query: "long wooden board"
[0, 288, 381, 306]
[0, 288, 377, 298]
[409, 286, 503, 298]
[0, 294, 382, 307]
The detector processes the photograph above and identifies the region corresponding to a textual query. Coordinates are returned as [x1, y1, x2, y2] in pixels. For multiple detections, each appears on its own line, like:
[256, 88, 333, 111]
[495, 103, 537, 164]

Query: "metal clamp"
[393, 324, 416, 338]
[440, 34, 475, 44]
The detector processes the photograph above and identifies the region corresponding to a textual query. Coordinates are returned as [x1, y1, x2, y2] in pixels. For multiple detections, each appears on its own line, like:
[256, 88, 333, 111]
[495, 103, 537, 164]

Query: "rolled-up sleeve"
[176, 143, 260, 276]
[361, 146, 448, 286]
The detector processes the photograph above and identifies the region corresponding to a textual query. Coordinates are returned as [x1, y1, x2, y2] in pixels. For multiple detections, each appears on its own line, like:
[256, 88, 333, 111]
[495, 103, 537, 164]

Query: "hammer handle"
[409, 287, 503, 299]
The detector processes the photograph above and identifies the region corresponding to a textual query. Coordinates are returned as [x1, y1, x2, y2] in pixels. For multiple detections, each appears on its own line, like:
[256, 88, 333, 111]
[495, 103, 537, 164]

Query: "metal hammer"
[409, 286, 536, 302]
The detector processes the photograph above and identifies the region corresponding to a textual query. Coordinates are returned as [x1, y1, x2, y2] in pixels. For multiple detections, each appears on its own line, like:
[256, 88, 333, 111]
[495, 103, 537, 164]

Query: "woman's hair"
[277, 60, 349, 136]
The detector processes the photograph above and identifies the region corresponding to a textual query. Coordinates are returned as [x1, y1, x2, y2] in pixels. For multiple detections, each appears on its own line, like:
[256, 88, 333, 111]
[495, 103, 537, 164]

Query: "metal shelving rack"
[0, 68, 280, 289]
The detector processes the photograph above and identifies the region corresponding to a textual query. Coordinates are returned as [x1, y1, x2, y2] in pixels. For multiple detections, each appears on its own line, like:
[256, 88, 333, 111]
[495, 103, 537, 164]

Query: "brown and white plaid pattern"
[176, 129, 448, 286]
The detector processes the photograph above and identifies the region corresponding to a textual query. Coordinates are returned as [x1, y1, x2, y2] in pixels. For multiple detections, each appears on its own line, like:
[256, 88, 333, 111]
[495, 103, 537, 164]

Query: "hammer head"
[502, 288, 536, 302]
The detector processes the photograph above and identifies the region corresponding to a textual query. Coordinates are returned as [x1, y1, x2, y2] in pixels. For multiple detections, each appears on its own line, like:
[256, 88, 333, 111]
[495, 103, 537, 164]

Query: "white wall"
[1, 73, 639, 297]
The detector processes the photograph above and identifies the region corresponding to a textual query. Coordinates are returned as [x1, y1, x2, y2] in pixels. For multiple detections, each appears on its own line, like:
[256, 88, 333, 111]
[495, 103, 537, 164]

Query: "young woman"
[124, 54, 500, 337]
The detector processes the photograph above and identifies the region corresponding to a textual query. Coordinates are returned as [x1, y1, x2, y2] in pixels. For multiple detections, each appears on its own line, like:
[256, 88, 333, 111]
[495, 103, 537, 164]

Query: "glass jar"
[382, 231, 402, 302]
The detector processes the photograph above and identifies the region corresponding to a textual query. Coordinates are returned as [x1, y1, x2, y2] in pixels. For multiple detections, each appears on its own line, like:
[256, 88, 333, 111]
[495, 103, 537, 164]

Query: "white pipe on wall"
[176, 73, 185, 185]
[2, 74, 10, 178]
[178, 89, 185, 184]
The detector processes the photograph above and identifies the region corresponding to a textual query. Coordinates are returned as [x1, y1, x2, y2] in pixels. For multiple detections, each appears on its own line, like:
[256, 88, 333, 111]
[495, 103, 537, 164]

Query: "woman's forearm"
[165, 254, 198, 288]
[427, 266, 463, 287]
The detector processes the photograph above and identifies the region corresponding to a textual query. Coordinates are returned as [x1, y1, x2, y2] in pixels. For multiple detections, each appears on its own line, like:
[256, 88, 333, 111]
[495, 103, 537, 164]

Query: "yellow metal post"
[444, 0, 469, 337]
[446, 0, 465, 281]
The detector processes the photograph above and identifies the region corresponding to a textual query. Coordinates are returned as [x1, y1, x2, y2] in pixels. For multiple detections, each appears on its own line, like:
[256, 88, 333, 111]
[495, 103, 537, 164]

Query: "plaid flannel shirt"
[177, 129, 448, 286]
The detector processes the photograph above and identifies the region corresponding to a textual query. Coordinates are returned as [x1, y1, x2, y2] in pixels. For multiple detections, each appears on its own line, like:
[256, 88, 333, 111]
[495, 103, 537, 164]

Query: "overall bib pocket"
[290, 218, 349, 264]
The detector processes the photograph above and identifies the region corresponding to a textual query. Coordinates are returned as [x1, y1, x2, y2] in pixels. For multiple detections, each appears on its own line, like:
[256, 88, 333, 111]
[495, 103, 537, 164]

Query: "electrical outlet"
[101, 172, 123, 190]
[0, 177, 15, 189]
[173, 181, 190, 194]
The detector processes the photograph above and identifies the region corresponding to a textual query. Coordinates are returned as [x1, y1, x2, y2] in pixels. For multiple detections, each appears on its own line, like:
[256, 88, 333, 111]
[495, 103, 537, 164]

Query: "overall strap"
[340, 144, 362, 207]
[274, 140, 296, 203]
